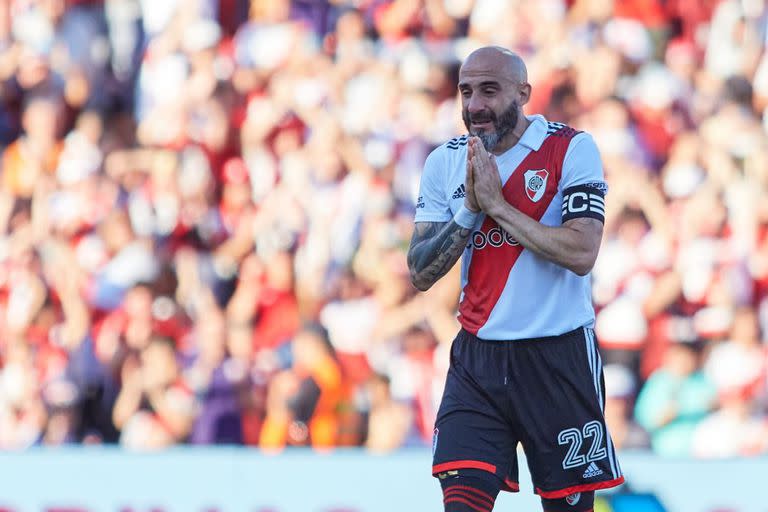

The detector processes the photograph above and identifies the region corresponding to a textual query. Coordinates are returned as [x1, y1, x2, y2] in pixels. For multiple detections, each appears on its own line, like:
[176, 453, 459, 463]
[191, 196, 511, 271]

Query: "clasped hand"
[464, 137, 504, 215]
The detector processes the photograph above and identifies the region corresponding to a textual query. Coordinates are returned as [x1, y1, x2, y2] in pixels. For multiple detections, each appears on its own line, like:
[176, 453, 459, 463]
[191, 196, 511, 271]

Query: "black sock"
[440, 469, 501, 512]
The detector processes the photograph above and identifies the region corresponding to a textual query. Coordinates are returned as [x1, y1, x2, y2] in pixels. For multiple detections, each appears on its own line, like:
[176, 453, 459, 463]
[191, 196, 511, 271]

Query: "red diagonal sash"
[458, 133, 573, 335]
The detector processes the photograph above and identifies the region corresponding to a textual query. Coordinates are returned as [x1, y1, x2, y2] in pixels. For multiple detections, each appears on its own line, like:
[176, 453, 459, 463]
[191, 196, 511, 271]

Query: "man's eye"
[482, 89, 496, 95]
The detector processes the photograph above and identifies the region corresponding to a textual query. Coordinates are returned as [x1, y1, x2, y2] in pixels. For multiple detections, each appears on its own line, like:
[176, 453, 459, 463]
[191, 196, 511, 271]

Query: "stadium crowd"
[0, 0, 766, 458]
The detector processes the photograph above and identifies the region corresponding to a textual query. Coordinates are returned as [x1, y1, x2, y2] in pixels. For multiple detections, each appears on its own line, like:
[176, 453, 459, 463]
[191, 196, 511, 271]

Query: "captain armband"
[561, 183, 606, 223]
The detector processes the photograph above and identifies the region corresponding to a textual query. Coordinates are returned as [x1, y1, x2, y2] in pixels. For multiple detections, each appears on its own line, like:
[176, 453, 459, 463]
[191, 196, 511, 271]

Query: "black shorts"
[431, 328, 624, 499]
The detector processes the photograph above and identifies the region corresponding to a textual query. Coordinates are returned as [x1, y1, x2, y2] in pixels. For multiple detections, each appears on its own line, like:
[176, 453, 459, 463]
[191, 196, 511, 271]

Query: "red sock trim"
[503, 478, 520, 492]
[443, 485, 494, 507]
[443, 488, 493, 509]
[444, 496, 490, 512]
[444, 492, 491, 511]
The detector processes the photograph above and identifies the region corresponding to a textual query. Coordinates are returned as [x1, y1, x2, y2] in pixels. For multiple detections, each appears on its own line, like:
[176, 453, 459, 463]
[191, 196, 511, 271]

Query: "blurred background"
[0, 0, 766, 510]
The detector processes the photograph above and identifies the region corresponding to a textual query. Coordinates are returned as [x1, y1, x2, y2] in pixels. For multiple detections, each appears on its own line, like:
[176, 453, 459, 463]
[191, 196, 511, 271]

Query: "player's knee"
[439, 469, 501, 512]
[541, 491, 594, 512]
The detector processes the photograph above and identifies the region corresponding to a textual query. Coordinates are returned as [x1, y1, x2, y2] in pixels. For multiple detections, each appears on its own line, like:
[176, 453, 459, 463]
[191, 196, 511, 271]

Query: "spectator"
[603, 363, 650, 451]
[259, 324, 343, 450]
[364, 372, 413, 453]
[2, 93, 63, 199]
[634, 342, 717, 456]
[113, 336, 195, 450]
[183, 303, 245, 445]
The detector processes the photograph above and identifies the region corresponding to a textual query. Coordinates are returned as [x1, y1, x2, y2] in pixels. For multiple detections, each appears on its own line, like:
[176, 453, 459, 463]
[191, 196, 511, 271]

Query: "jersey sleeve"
[560, 133, 607, 223]
[414, 147, 452, 223]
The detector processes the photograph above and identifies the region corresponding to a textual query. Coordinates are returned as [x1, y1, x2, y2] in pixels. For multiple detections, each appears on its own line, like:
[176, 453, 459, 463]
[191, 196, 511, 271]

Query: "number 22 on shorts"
[557, 420, 608, 469]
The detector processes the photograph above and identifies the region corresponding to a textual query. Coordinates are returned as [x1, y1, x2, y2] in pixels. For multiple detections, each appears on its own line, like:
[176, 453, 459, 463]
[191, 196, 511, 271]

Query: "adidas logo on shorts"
[582, 462, 603, 479]
[452, 184, 466, 199]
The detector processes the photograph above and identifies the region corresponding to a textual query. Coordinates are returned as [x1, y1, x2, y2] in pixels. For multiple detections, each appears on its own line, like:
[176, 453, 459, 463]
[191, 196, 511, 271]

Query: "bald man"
[407, 47, 623, 512]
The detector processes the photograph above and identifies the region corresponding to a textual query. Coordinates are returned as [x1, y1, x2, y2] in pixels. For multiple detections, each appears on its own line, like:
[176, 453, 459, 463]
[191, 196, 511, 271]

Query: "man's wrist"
[484, 197, 507, 219]
[464, 200, 480, 213]
[454, 204, 480, 229]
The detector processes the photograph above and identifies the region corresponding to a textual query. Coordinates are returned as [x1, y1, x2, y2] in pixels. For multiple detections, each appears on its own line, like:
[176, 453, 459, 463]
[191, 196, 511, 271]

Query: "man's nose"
[467, 93, 485, 114]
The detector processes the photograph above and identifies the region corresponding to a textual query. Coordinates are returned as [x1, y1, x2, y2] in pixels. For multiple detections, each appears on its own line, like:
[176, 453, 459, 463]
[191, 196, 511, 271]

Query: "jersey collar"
[518, 114, 548, 151]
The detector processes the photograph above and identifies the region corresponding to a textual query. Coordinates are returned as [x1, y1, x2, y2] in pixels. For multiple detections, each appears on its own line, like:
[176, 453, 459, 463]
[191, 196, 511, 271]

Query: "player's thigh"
[512, 329, 622, 498]
[432, 404, 518, 479]
[432, 332, 518, 484]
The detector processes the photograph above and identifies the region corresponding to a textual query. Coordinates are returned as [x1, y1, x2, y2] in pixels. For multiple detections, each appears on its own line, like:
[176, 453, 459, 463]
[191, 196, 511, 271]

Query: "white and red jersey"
[414, 115, 607, 340]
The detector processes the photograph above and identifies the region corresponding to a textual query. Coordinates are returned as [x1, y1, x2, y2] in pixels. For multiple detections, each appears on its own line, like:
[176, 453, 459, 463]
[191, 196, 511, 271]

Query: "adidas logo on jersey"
[452, 184, 466, 199]
[582, 462, 603, 479]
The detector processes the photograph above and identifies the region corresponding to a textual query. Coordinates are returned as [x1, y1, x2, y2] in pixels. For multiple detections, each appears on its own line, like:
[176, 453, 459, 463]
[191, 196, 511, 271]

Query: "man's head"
[458, 47, 531, 152]
[21, 93, 62, 145]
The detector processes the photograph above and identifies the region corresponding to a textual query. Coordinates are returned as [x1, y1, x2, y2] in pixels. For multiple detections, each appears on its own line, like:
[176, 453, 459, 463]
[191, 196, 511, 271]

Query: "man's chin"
[476, 133, 500, 151]
[469, 125, 495, 137]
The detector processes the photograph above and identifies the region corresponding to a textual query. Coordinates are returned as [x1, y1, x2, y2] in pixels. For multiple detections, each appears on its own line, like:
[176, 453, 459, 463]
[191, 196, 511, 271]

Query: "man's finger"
[472, 154, 485, 173]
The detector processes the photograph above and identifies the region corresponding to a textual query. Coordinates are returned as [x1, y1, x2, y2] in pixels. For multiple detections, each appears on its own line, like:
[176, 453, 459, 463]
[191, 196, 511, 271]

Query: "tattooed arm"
[409, 142, 481, 291]
[407, 221, 472, 291]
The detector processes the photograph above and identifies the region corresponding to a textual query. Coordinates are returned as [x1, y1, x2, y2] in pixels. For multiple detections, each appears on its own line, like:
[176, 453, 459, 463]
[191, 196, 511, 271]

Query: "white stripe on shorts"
[584, 328, 620, 479]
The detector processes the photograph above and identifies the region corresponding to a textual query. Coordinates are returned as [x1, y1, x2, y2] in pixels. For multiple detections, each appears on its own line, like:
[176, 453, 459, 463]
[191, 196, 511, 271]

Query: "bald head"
[457, 46, 532, 153]
[461, 46, 528, 85]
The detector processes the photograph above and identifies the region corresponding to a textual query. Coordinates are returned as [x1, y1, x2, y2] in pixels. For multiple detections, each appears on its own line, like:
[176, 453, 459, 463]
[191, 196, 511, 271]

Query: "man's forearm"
[407, 221, 472, 291]
[485, 202, 601, 276]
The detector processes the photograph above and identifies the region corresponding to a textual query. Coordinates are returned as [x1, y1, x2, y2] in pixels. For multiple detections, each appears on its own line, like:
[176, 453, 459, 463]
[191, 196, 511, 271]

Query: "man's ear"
[519, 83, 532, 107]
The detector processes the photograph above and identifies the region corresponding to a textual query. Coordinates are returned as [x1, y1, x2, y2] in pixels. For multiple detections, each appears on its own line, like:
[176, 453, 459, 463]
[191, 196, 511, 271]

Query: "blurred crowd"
[0, 0, 766, 458]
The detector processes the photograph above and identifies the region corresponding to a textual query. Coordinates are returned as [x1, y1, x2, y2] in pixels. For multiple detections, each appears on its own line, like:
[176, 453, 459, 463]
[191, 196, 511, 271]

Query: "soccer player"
[407, 46, 624, 512]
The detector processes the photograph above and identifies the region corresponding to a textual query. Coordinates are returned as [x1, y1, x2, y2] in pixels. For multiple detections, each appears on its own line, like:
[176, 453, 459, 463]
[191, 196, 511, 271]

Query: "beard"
[463, 100, 519, 152]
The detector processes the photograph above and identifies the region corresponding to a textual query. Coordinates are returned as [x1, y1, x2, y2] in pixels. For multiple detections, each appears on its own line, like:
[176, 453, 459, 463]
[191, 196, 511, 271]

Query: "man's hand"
[468, 137, 504, 215]
[465, 140, 480, 213]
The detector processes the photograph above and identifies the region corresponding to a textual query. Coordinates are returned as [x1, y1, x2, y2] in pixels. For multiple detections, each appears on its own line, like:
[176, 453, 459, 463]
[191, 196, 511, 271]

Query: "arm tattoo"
[407, 220, 473, 291]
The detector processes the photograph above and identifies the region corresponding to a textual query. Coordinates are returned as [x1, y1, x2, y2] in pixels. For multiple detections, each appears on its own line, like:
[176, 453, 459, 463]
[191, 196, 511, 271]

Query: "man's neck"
[490, 116, 531, 155]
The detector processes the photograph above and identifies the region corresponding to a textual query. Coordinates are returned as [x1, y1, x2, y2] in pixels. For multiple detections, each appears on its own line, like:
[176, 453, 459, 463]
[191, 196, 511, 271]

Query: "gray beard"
[465, 100, 519, 153]
[475, 131, 502, 152]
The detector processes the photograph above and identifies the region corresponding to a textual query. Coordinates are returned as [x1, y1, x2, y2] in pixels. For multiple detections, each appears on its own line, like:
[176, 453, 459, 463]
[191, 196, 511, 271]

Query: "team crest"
[565, 493, 581, 506]
[524, 169, 549, 202]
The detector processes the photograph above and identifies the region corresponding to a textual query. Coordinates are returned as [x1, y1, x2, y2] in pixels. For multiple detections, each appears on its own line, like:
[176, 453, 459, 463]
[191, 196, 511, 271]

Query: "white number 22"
[557, 421, 608, 469]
